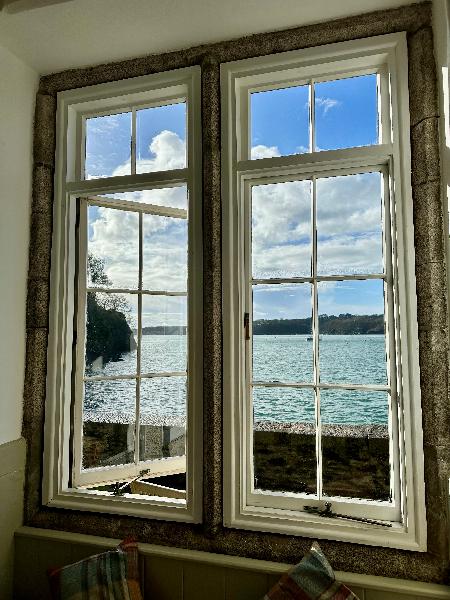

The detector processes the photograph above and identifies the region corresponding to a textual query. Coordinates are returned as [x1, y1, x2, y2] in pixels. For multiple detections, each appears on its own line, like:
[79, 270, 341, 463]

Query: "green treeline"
[253, 314, 384, 335]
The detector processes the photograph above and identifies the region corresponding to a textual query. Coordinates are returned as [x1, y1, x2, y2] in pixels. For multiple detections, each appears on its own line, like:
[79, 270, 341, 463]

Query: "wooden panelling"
[13, 527, 450, 600]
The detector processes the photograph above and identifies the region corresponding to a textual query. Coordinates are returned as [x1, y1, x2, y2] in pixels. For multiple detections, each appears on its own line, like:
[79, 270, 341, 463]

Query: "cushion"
[262, 542, 360, 599]
[48, 539, 143, 600]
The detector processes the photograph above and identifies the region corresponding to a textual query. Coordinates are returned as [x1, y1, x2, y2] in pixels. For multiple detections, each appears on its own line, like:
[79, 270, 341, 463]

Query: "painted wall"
[0, 43, 38, 445]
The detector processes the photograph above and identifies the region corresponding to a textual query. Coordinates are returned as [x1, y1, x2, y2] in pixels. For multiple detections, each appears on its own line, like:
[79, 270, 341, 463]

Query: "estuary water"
[84, 334, 389, 426]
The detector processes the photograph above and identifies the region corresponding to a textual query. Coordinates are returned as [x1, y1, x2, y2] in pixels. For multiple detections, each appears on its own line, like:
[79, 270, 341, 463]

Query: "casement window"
[222, 34, 426, 549]
[43, 67, 203, 522]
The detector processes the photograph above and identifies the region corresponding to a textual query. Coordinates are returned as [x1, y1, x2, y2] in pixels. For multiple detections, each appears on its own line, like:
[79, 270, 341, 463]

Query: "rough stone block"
[413, 180, 445, 265]
[32, 164, 54, 216]
[22, 328, 48, 432]
[408, 26, 439, 127]
[28, 210, 53, 281]
[34, 93, 56, 167]
[419, 334, 450, 445]
[415, 261, 448, 330]
[26, 278, 50, 329]
[410, 117, 440, 187]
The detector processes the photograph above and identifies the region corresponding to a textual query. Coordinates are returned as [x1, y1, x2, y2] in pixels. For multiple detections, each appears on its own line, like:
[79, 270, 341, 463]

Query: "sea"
[84, 334, 389, 426]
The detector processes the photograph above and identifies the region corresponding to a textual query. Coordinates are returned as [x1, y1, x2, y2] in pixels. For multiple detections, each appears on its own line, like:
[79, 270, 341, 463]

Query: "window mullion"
[310, 79, 315, 153]
[311, 175, 322, 500]
[134, 211, 143, 467]
[131, 108, 137, 175]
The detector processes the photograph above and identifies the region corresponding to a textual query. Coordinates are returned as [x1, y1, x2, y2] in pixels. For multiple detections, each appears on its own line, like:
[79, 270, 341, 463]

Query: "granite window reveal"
[23, 2, 450, 583]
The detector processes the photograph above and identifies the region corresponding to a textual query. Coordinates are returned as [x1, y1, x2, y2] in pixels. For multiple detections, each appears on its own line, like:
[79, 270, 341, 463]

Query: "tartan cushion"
[262, 542, 360, 600]
[48, 539, 143, 600]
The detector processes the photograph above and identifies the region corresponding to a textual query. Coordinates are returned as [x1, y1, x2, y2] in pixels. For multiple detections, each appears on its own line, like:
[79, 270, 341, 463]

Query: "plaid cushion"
[263, 542, 360, 600]
[48, 539, 143, 600]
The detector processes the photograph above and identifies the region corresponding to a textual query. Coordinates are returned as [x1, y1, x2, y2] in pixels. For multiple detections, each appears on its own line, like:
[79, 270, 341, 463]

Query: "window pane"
[252, 180, 312, 279]
[317, 280, 387, 385]
[143, 214, 187, 292]
[141, 295, 187, 373]
[253, 283, 313, 382]
[252, 284, 313, 383]
[315, 74, 378, 151]
[139, 376, 186, 461]
[320, 389, 390, 501]
[85, 112, 131, 179]
[87, 206, 139, 289]
[85, 293, 138, 376]
[253, 387, 316, 495]
[316, 172, 383, 276]
[251, 85, 310, 159]
[83, 378, 136, 469]
[101, 185, 188, 210]
[136, 102, 186, 173]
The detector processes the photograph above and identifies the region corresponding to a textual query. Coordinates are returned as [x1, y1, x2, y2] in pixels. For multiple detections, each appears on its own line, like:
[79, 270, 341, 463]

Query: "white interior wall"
[0, 43, 38, 446]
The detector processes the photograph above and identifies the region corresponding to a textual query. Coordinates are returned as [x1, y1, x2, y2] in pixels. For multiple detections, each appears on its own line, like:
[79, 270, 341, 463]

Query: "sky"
[85, 73, 384, 328]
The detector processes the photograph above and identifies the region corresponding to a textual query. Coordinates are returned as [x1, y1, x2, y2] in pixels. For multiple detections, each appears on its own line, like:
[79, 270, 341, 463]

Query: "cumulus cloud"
[251, 144, 281, 160]
[87, 130, 188, 327]
[251, 172, 383, 280]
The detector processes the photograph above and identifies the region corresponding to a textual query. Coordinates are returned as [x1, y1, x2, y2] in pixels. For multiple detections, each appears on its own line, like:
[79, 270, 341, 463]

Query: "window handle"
[244, 312, 250, 341]
[304, 502, 392, 527]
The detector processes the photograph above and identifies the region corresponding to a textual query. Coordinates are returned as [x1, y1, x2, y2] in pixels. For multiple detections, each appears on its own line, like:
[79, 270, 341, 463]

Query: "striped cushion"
[48, 539, 143, 600]
[263, 542, 359, 599]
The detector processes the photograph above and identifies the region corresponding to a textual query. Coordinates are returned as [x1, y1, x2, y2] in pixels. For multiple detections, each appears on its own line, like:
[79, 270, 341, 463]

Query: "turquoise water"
[84, 334, 389, 425]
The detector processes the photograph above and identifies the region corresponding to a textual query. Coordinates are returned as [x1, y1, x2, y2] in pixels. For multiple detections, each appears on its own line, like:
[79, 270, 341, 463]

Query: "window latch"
[304, 502, 392, 527]
[244, 312, 250, 340]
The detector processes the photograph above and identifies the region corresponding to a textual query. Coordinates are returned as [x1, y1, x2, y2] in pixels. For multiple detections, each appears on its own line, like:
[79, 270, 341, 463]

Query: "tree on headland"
[85, 254, 135, 364]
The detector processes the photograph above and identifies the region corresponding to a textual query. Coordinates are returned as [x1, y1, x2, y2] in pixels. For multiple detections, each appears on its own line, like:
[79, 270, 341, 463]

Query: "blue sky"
[85, 74, 383, 326]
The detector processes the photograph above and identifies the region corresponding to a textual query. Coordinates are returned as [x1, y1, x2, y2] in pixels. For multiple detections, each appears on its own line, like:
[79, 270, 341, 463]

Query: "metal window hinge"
[304, 502, 392, 527]
[244, 312, 250, 340]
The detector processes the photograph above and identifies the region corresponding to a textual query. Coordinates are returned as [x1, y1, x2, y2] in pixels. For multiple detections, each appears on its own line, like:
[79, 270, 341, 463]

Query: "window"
[43, 67, 203, 522]
[222, 34, 426, 549]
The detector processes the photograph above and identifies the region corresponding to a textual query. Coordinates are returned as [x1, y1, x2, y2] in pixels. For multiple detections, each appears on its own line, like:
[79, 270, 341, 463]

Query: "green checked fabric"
[262, 542, 360, 600]
[48, 539, 143, 600]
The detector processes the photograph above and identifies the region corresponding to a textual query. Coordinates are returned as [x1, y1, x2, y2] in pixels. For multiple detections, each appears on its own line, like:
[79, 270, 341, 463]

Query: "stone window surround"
[23, 1, 450, 583]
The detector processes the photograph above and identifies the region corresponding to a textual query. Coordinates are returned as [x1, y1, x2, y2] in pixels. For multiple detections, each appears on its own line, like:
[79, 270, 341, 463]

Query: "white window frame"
[43, 66, 203, 523]
[222, 33, 427, 550]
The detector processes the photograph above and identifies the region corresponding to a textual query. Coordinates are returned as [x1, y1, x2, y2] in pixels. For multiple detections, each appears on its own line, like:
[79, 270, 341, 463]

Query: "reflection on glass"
[136, 103, 186, 173]
[85, 293, 138, 376]
[315, 74, 378, 151]
[101, 185, 188, 210]
[140, 295, 187, 373]
[251, 85, 310, 159]
[252, 284, 313, 383]
[85, 112, 131, 179]
[320, 389, 390, 500]
[316, 172, 383, 276]
[87, 206, 139, 289]
[82, 378, 136, 469]
[143, 214, 187, 291]
[252, 180, 312, 279]
[317, 279, 387, 385]
[253, 387, 316, 495]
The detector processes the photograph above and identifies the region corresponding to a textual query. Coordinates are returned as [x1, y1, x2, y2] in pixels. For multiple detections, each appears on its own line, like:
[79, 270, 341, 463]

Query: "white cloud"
[87, 130, 188, 326]
[316, 96, 341, 115]
[251, 144, 281, 160]
[251, 172, 383, 279]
